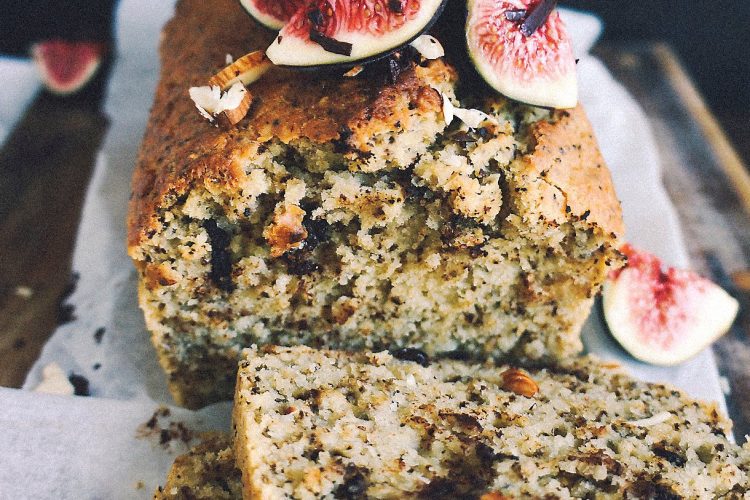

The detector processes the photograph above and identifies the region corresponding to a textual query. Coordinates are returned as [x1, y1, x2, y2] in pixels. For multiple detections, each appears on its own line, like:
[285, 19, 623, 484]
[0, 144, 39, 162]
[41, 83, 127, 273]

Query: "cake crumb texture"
[231, 346, 750, 499]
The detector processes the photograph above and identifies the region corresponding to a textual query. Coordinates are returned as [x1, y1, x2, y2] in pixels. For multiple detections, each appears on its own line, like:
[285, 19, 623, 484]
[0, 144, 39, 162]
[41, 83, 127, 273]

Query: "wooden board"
[0, 92, 107, 388]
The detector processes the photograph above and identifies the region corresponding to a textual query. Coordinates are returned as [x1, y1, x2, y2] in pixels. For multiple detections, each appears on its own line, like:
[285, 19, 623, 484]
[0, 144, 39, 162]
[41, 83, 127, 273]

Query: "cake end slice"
[232, 346, 750, 499]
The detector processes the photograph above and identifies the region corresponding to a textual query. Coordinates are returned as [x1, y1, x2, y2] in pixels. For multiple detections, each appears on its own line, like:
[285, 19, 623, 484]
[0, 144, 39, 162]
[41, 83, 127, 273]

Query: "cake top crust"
[128, 0, 623, 251]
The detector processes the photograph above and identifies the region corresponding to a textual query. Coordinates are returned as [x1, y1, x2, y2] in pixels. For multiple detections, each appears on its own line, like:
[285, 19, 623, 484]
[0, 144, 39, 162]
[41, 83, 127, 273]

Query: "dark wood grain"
[0, 91, 107, 388]
[595, 43, 750, 441]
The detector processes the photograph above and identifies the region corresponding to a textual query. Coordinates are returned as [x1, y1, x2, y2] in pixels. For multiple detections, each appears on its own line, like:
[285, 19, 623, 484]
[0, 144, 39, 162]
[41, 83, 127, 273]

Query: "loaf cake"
[128, 0, 624, 408]
[156, 345, 749, 498]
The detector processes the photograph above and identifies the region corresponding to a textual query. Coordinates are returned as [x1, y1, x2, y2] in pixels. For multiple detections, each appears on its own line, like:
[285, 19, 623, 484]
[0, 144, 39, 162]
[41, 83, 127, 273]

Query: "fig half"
[603, 245, 739, 366]
[32, 40, 105, 96]
[239, 0, 307, 30]
[266, 0, 447, 67]
[465, 0, 577, 108]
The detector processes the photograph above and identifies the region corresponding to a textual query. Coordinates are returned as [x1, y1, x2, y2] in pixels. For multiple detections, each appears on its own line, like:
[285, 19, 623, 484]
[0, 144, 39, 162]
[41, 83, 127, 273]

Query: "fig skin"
[602, 245, 739, 366]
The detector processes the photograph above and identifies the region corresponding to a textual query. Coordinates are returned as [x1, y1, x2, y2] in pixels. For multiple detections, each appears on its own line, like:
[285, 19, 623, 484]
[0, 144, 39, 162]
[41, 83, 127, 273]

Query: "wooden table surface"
[1, 43, 749, 439]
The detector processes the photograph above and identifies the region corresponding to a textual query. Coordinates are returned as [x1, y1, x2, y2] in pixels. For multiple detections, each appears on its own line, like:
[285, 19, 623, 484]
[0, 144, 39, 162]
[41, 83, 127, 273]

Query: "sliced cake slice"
[231, 346, 749, 499]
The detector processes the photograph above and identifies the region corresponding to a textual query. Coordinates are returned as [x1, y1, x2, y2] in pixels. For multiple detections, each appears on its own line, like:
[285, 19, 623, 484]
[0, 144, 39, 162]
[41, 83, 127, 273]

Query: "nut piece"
[480, 493, 513, 500]
[263, 205, 308, 258]
[500, 368, 538, 398]
[217, 88, 253, 128]
[343, 65, 364, 77]
[209, 50, 272, 90]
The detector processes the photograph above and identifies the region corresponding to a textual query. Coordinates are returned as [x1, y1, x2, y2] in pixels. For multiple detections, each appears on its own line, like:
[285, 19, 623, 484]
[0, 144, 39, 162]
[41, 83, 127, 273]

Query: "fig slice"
[465, 0, 577, 108]
[602, 245, 739, 366]
[239, 0, 307, 30]
[31, 39, 106, 96]
[266, 0, 447, 67]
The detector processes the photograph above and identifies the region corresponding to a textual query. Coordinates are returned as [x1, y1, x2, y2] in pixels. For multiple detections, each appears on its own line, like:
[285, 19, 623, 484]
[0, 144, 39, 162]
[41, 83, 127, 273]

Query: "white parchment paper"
[0, 2, 726, 498]
[0, 57, 40, 145]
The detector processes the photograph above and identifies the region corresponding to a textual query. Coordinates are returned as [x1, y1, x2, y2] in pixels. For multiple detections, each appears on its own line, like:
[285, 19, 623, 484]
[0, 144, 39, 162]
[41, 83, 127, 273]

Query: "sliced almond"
[500, 368, 538, 398]
[343, 65, 364, 77]
[209, 50, 273, 90]
[217, 87, 253, 128]
[263, 205, 308, 258]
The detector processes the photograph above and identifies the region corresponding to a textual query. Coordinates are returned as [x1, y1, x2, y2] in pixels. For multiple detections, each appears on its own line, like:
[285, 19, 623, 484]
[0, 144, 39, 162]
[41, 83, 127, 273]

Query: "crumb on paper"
[68, 373, 91, 396]
[719, 376, 731, 396]
[136, 407, 194, 449]
[93, 327, 105, 344]
[135, 481, 145, 490]
[14, 286, 33, 299]
[34, 363, 74, 396]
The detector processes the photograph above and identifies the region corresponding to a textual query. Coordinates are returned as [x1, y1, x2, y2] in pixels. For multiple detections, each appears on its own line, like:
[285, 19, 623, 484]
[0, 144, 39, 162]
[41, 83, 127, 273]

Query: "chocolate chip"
[283, 251, 321, 276]
[652, 444, 687, 467]
[307, 8, 325, 26]
[57, 273, 79, 323]
[333, 464, 368, 499]
[520, 0, 557, 37]
[390, 347, 430, 367]
[418, 478, 458, 498]
[302, 215, 330, 250]
[388, 0, 403, 12]
[309, 29, 353, 56]
[504, 8, 527, 22]
[333, 126, 353, 153]
[68, 373, 90, 396]
[204, 219, 234, 292]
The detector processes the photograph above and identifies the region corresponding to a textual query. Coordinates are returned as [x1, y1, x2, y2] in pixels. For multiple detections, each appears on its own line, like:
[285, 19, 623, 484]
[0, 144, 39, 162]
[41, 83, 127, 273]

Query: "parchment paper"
[0, 2, 727, 498]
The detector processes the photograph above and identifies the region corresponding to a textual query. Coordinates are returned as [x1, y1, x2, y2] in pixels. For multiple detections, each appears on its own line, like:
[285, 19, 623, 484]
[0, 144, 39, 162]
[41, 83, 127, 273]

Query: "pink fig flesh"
[32, 40, 105, 95]
[466, 0, 577, 108]
[603, 244, 738, 365]
[239, 0, 307, 30]
[266, 0, 447, 67]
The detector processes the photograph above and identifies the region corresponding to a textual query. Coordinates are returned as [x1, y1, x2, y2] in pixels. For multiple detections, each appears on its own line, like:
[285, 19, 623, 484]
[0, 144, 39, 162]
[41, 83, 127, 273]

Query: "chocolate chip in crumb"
[652, 444, 687, 467]
[204, 219, 234, 292]
[333, 464, 368, 499]
[390, 347, 430, 367]
[68, 373, 90, 396]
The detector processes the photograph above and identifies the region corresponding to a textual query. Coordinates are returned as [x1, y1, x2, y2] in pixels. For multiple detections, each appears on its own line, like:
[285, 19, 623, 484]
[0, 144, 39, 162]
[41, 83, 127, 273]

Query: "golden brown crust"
[127, 0, 453, 251]
[520, 106, 624, 238]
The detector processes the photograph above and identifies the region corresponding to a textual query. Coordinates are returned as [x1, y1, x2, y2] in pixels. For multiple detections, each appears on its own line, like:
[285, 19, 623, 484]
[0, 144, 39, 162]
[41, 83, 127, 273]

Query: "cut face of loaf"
[229, 346, 750, 499]
[154, 433, 241, 500]
[128, 0, 624, 408]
